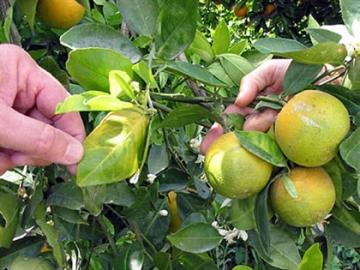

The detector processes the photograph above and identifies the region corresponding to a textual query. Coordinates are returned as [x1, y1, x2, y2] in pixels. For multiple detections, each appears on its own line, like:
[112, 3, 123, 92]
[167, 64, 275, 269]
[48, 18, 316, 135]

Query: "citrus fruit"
[263, 4, 276, 16]
[37, 0, 85, 29]
[167, 191, 182, 232]
[275, 90, 350, 167]
[11, 256, 55, 270]
[233, 5, 248, 18]
[270, 167, 335, 227]
[204, 132, 272, 199]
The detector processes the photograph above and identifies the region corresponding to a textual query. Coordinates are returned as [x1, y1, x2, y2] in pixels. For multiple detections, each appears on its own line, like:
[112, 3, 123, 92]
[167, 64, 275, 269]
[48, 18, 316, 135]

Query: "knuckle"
[35, 125, 55, 155]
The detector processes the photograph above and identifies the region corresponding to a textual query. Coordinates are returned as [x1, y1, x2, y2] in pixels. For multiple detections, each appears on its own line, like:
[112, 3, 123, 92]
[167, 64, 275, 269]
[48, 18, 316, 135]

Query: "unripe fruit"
[275, 90, 350, 167]
[270, 167, 335, 227]
[204, 132, 272, 199]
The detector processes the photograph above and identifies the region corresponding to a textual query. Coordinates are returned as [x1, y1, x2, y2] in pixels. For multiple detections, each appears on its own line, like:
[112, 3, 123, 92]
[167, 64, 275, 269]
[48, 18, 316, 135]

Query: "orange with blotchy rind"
[275, 90, 350, 167]
[37, 0, 85, 29]
[204, 132, 272, 199]
[270, 167, 336, 227]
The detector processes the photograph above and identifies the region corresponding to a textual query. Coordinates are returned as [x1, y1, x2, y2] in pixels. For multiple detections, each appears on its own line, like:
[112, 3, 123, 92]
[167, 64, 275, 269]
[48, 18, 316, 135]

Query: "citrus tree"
[0, 0, 359, 269]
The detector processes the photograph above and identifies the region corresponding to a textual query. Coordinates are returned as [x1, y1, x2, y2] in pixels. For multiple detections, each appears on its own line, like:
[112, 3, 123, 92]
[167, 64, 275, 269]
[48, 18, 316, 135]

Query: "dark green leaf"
[117, 0, 159, 37]
[114, 242, 144, 270]
[167, 223, 222, 253]
[231, 196, 256, 230]
[344, 57, 360, 91]
[283, 61, 323, 96]
[323, 160, 343, 207]
[154, 252, 172, 270]
[299, 243, 323, 270]
[340, 128, 360, 171]
[47, 182, 84, 210]
[104, 182, 135, 207]
[212, 21, 230, 55]
[174, 253, 217, 270]
[66, 48, 133, 91]
[234, 131, 287, 167]
[159, 105, 221, 128]
[207, 62, 234, 87]
[53, 207, 87, 225]
[158, 168, 189, 193]
[165, 61, 226, 87]
[38, 56, 69, 89]
[60, 23, 141, 63]
[156, 0, 198, 59]
[82, 185, 107, 216]
[148, 144, 169, 175]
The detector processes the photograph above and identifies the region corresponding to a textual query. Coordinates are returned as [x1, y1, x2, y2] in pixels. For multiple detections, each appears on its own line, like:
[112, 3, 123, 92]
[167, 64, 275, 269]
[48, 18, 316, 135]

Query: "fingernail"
[65, 141, 84, 164]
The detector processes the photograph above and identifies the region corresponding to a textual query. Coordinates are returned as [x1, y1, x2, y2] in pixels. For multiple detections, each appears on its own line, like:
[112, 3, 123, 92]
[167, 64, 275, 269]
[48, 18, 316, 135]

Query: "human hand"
[0, 44, 85, 174]
[200, 59, 291, 154]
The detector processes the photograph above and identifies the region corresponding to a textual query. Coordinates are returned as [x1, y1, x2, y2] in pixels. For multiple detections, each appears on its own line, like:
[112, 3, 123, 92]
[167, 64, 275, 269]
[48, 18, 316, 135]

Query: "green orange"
[270, 167, 335, 227]
[275, 90, 349, 167]
[204, 132, 272, 199]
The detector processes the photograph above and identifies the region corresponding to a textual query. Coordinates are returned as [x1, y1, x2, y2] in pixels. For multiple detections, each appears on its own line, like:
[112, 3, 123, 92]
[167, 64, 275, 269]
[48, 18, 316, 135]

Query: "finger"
[67, 164, 78, 175]
[11, 152, 51, 167]
[33, 68, 86, 142]
[27, 108, 52, 124]
[200, 123, 224, 154]
[0, 103, 84, 165]
[200, 105, 252, 154]
[243, 109, 278, 132]
[0, 153, 15, 175]
[235, 59, 292, 107]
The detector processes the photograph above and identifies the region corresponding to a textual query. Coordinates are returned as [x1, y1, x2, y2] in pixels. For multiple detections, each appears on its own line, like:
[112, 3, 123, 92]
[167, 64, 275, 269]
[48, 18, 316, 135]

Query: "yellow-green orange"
[11, 256, 55, 270]
[270, 167, 335, 227]
[37, 0, 85, 29]
[275, 90, 349, 167]
[204, 132, 272, 199]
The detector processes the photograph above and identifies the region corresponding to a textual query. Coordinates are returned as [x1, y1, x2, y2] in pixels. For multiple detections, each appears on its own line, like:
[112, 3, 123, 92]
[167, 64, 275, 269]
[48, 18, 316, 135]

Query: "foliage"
[0, 0, 359, 269]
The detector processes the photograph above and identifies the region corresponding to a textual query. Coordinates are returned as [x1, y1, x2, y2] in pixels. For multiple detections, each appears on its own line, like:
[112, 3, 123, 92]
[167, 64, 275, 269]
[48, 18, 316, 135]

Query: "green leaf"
[38, 56, 69, 89]
[56, 91, 134, 114]
[254, 38, 347, 65]
[212, 21, 230, 55]
[60, 23, 141, 63]
[299, 243, 323, 270]
[82, 185, 106, 216]
[159, 105, 221, 128]
[117, 0, 159, 37]
[234, 131, 287, 167]
[218, 54, 254, 86]
[66, 48, 133, 91]
[251, 226, 301, 270]
[340, 0, 360, 39]
[343, 57, 360, 91]
[109, 70, 135, 99]
[323, 160, 343, 207]
[229, 40, 248, 55]
[306, 28, 342, 44]
[17, 0, 38, 31]
[153, 252, 172, 270]
[340, 128, 360, 171]
[148, 144, 169, 175]
[167, 223, 222, 253]
[327, 207, 360, 248]
[207, 62, 234, 87]
[53, 207, 87, 225]
[113, 241, 144, 270]
[158, 168, 189, 193]
[76, 108, 149, 187]
[132, 61, 158, 89]
[165, 61, 226, 87]
[156, 0, 198, 59]
[283, 61, 323, 96]
[174, 253, 217, 270]
[104, 183, 135, 207]
[47, 182, 84, 210]
[188, 31, 214, 63]
[282, 175, 298, 199]
[232, 266, 253, 270]
[231, 196, 256, 230]
[0, 192, 20, 248]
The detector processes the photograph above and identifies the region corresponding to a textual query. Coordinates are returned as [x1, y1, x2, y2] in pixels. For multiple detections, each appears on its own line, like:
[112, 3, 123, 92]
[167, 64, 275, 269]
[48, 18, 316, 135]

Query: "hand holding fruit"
[0, 44, 85, 175]
[200, 59, 291, 154]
